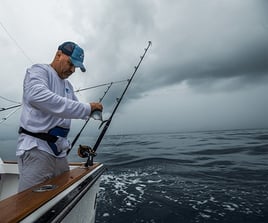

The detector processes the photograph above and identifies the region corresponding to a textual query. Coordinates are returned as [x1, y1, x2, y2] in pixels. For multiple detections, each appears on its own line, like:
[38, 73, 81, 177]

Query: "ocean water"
[89, 129, 268, 223]
[1, 128, 267, 223]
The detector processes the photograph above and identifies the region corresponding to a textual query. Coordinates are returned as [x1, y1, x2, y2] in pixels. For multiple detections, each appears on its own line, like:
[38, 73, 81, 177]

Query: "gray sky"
[0, 0, 267, 138]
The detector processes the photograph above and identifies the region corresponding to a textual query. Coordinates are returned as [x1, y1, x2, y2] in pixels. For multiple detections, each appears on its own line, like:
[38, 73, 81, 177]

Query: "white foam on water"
[199, 212, 211, 219]
[102, 213, 110, 217]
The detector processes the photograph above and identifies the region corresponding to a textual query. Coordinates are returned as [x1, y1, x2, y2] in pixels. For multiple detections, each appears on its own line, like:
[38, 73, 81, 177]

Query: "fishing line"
[0, 21, 33, 63]
[0, 96, 21, 104]
[74, 79, 128, 93]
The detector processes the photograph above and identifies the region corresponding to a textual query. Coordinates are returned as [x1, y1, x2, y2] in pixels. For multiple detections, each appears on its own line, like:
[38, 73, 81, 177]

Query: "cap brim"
[70, 58, 86, 72]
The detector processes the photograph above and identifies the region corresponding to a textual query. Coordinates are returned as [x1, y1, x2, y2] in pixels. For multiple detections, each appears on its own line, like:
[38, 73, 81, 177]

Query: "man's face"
[57, 52, 76, 79]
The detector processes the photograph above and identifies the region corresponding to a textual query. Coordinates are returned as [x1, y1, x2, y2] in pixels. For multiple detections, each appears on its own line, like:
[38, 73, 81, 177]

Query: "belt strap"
[18, 127, 58, 143]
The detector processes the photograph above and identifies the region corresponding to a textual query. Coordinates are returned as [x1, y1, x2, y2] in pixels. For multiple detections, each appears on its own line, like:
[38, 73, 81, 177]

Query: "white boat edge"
[0, 157, 106, 223]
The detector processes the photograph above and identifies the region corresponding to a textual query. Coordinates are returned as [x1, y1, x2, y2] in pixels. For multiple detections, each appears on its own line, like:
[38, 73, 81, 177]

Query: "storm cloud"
[0, 0, 267, 135]
[63, 0, 268, 101]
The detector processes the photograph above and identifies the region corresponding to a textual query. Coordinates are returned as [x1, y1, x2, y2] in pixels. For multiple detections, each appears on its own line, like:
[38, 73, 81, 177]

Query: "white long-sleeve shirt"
[16, 64, 91, 157]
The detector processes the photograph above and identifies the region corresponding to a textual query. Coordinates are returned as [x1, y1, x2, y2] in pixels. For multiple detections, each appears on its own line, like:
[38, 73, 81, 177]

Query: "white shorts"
[17, 147, 69, 192]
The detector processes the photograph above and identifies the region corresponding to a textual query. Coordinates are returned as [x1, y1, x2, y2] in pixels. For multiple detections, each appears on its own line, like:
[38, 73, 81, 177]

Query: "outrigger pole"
[82, 41, 152, 167]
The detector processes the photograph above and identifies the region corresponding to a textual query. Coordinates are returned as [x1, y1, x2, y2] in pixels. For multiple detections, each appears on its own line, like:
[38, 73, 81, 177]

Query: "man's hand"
[89, 102, 103, 113]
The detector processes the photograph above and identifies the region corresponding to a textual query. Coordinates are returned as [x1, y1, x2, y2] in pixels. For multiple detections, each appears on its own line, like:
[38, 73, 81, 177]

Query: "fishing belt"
[18, 126, 70, 156]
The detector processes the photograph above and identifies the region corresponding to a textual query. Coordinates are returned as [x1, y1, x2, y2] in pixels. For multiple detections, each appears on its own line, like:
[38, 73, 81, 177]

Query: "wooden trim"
[69, 161, 87, 166]
[0, 163, 102, 223]
[2, 160, 17, 164]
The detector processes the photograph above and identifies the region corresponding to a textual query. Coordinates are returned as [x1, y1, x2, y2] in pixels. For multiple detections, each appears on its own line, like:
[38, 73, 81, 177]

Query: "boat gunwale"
[31, 163, 106, 223]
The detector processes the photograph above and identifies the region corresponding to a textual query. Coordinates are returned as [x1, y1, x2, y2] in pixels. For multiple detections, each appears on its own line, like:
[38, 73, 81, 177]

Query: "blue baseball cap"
[58, 41, 86, 72]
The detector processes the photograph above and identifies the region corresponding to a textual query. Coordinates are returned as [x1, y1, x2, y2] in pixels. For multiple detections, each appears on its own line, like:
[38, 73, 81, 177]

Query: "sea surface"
[1, 128, 268, 223]
[91, 129, 268, 223]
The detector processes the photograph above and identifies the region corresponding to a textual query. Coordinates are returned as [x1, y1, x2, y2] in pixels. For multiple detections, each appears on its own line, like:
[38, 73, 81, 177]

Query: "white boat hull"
[0, 158, 105, 223]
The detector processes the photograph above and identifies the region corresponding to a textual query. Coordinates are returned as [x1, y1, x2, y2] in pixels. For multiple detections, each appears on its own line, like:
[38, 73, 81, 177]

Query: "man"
[16, 41, 103, 192]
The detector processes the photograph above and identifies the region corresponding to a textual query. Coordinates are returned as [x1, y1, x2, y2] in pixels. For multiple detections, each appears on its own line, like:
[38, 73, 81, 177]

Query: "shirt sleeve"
[23, 65, 91, 119]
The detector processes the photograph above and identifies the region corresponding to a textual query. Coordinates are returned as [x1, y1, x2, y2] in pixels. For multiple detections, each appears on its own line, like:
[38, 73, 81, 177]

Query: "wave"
[183, 147, 247, 155]
[100, 140, 158, 147]
[183, 144, 268, 156]
[106, 157, 194, 167]
[254, 134, 268, 140]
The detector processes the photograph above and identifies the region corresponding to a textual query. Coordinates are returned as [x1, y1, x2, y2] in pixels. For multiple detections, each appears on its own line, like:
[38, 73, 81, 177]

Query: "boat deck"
[0, 162, 104, 222]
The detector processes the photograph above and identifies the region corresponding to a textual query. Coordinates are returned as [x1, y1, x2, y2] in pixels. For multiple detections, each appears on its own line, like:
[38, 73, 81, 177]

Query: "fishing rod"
[67, 81, 114, 155]
[79, 41, 152, 167]
[0, 96, 21, 112]
[0, 106, 21, 124]
[0, 104, 21, 112]
[0, 103, 22, 124]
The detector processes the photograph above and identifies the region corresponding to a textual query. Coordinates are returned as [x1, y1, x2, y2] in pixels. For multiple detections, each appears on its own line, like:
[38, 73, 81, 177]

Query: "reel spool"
[77, 145, 96, 158]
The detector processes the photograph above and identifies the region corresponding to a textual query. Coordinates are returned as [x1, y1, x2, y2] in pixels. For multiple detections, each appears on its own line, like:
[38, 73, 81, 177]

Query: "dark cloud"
[69, 0, 268, 102]
[147, 37, 268, 89]
[135, 1, 268, 94]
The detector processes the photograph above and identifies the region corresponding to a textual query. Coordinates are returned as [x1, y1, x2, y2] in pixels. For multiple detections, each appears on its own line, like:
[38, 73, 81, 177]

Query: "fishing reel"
[78, 145, 97, 167]
[78, 145, 96, 158]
